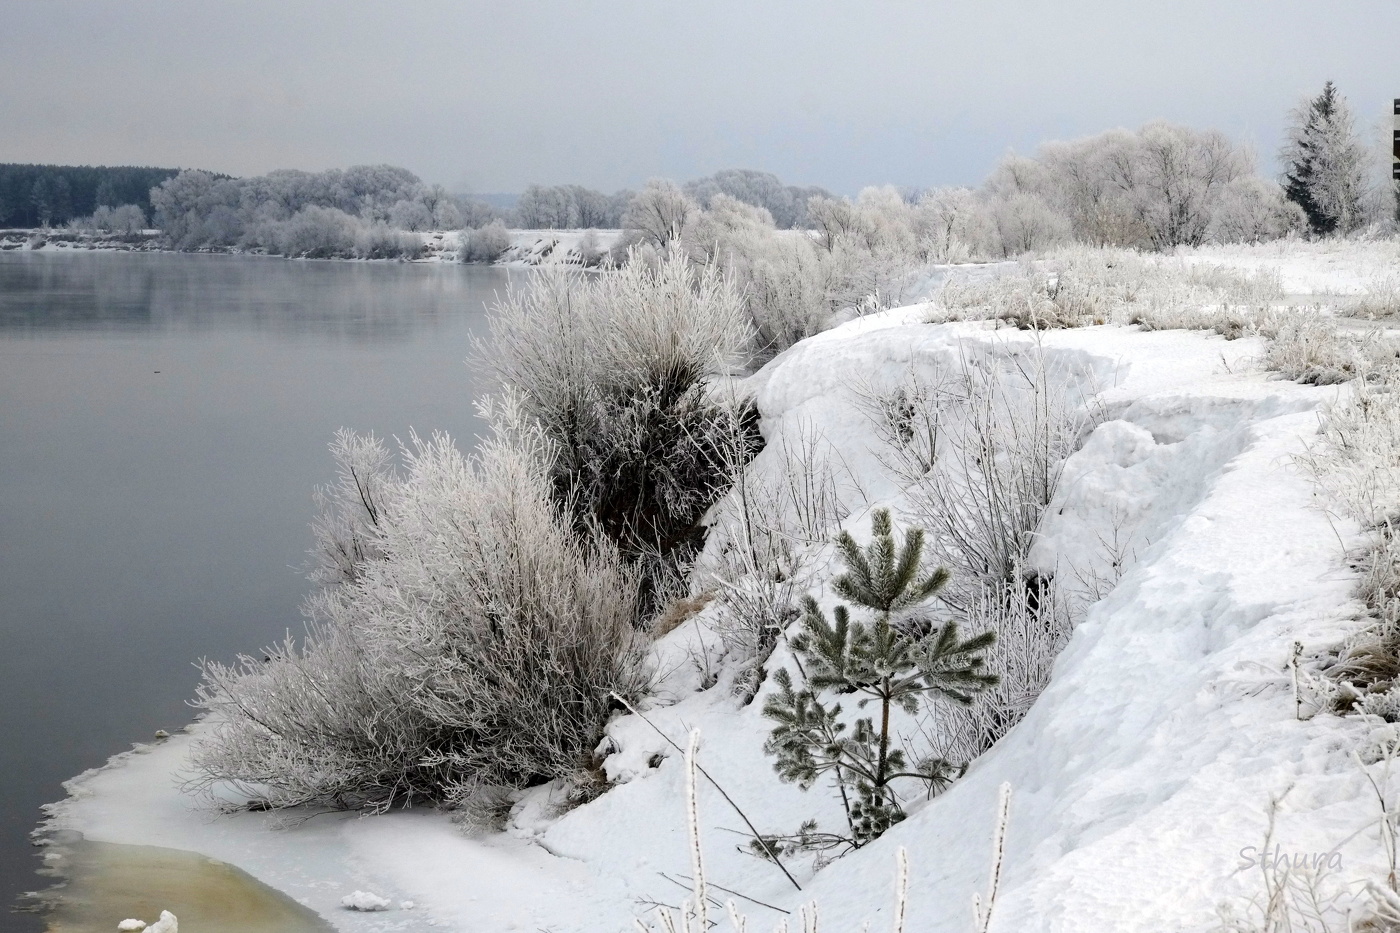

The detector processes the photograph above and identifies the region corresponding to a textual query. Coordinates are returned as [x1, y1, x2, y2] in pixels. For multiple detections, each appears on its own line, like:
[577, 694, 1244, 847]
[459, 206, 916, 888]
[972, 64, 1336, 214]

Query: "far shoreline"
[0, 227, 624, 267]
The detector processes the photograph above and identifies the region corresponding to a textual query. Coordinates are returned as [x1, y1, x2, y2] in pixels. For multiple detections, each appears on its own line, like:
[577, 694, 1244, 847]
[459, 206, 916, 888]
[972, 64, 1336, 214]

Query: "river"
[0, 251, 515, 928]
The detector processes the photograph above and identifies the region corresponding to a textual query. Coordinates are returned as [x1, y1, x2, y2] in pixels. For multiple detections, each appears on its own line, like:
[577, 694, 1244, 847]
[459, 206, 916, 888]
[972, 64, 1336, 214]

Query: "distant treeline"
[493, 170, 833, 231]
[0, 164, 181, 228]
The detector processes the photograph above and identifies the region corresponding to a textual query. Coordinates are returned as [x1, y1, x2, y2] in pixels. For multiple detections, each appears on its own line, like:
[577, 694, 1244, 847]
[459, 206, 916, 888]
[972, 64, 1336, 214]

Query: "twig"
[659, 872, 792, 915]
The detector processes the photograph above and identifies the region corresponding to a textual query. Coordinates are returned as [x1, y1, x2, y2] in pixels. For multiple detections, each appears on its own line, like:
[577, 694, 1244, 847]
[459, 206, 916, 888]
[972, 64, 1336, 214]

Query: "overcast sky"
[2, 1, 1395, 195]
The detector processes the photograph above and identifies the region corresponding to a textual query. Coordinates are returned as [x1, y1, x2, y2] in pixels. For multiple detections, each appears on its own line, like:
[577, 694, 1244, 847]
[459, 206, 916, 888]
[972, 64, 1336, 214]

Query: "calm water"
[0, 251, 515, 928]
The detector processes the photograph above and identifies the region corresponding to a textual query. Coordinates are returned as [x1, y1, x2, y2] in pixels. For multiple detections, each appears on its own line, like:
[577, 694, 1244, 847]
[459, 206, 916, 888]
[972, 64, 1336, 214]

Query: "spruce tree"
[760, 509, 997, 851]
[1282, 81, 1368, 237]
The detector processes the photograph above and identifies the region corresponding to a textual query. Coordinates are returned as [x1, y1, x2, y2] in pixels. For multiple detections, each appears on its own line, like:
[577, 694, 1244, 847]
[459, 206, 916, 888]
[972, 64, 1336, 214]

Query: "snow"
[40, 251, 1397, 931]
[1175, 238, 1400, 296]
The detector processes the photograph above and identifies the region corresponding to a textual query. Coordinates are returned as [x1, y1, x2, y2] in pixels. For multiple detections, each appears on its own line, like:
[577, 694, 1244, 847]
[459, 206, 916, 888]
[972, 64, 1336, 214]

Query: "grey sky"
[2, 1, 1395, 195]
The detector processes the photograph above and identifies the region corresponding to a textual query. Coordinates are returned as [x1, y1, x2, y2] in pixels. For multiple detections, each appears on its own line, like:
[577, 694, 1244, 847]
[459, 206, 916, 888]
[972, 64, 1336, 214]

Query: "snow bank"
[42, 303, 1383, 931]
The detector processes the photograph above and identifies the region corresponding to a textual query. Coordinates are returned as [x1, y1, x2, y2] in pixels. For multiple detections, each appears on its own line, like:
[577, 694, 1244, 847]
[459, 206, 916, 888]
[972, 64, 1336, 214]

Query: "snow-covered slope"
[43, 309, 1382, 932]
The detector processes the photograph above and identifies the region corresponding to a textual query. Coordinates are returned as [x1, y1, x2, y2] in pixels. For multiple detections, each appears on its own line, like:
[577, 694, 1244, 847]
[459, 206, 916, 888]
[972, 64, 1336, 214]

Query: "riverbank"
[0, 228, 625, 266]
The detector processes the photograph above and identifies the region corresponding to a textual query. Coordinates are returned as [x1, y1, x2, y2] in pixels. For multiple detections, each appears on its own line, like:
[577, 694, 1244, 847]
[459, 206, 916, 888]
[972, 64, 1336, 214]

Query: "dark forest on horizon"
[0, 164, 182, 229]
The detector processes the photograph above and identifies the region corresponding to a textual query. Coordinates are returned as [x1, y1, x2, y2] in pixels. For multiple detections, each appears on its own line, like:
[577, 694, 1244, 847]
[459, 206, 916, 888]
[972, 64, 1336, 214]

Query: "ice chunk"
[341, 890, 392, 911]
[146, 912, 177, 933]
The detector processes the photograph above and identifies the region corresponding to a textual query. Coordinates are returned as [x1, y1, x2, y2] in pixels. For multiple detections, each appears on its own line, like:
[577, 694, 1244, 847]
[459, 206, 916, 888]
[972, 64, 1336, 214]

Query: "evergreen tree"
[760, 509, 997, 852]
[1282, 81, 1368, 236]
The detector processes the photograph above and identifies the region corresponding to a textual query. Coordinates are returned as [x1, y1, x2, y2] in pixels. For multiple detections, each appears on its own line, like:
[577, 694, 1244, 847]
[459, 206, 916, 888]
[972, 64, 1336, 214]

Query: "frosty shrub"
[1264, 313, 1400, 386]
[264, 205, 361, 258]
[925, 575, 1074, 762]
[979, 122, 1255, 250]
[151, 164, 425, 251]
[914, 186, 1000, 262]
[306, 428, 394, 585]
[860, 343, 1099, 756]
[482, 251, 761, 614]
[873, 347, 1097, 607]
[1208, 177, 1307, 244]
[757, 510, 996, 854]
[705, 422, 852, 676]
[192, 409, 648, 811]
[930, 248, 1283, 335]
[85, 203, 147, 235]
[576, 228, 606, 267]
[1350, 276, 1400, 320]
[460, 220, 512, 263]
[809, 187, 922, 312]
[355, 223, 422, 260]
[684, 194, 832, 355]
[1297, 372, 1400, 717]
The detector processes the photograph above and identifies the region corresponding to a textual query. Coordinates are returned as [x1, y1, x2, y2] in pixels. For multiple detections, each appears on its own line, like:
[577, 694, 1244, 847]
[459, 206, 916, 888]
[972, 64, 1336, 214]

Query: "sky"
[2, 1, 1396, 196]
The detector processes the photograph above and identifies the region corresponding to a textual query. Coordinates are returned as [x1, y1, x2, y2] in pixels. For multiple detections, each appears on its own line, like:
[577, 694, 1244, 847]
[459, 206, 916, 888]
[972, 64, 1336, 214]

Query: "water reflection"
[0, 251, 509, 340]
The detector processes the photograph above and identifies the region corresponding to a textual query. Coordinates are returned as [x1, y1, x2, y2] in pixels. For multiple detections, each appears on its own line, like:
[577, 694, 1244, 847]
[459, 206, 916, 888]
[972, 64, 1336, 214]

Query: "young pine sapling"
[759, 509, 998, 853]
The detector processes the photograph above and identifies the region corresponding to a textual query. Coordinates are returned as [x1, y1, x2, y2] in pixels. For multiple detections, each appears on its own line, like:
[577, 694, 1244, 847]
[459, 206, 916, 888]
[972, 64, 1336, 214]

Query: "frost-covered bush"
[577, 228, 606, 267]
[810, 187, 922, 311]
[84, 203, 147, 235]
[482, 251, 761, 612]
[912, 187, 1000, 262]
[192, 412, 648, 811]
[355, 223, 423, 260]
[929, 248, 1281, 334]
[683, 168, 832, 230]
[1264, 314, 1400, 385]
[1298, 372, 1400, 716]
[263, 205, 361, 258]
[459, 220, 512, 263]
[1350, 276, 1400, 320]
[704, 423, 852, 672]
[860, 345, 1098, 757]
[684, 195, 831, 354]
[1208, 177, 1307, 244]
[974, 122, 1270, 250]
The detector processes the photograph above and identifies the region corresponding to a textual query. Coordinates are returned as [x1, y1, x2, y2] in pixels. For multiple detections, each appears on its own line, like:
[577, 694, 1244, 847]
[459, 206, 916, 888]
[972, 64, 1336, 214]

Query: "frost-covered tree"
[914, 187, 999, 262]
[989, 191, 1069, 256]
[623, 180, 697, 249]
[456, 197, 503, 230]
[760, 509, 996, 851]
[1208, 176, 1305, 243]
[1282, 81, 1370, 236]
[684, 169, 832, 230]
[149, 165, 425, 249]
[388, 198, 433, 231]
